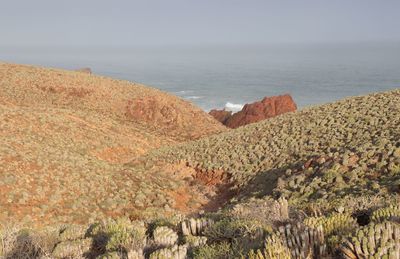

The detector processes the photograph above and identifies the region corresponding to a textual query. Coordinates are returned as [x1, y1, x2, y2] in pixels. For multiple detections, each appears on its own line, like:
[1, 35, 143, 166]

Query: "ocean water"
[1, 43, 400, 111]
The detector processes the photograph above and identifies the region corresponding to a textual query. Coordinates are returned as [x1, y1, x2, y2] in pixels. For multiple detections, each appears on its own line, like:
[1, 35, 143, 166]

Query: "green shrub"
[89, 217, 146, 252]
[204, 218, 269, 243]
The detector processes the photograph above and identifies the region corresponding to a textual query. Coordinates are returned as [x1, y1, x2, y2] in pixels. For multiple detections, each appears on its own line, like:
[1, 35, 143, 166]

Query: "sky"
[1, 0, 400, 46]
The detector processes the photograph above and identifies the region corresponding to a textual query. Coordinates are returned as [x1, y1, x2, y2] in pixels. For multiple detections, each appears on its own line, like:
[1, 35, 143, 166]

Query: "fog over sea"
[1, 42, 400, 112]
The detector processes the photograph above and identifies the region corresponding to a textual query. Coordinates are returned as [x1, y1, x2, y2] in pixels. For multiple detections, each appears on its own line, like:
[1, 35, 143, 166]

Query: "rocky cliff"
[209, 94, 297, 128]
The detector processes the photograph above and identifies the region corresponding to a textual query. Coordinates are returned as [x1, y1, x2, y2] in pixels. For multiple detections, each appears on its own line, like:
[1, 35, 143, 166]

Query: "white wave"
[224, 102, 244, 112]
[186, 96, 203, 100]
[176, 90, 193, 95]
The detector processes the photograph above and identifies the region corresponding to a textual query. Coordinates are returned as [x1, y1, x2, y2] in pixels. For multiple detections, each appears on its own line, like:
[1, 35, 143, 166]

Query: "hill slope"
[0, 63, 226, 142]
[0, 63, 226, 225]
[1, 63, 400, 258]
[150, 89, 400, 212]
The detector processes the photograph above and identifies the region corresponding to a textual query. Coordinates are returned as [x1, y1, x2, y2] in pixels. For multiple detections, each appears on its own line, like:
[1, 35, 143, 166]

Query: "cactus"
[248, 234, 291, 259]
[127, 249, 144, 259]
[97, 251, 121, 259]
[153, 226, 178, 247]
[273, 197, 289, 221]
[89, 218, 147, 252]
[127, 249, 145, 259]
[59, 224, 87, 241]
[248, 223, 326, 259]
[371, 204, 400, 223]
[340, 221, 400, 258]
[52, 238, 93, 258]
[304, 213, 357, 236]
[149, 245, 187, 259]
[183, 235, 207, 248]
[181, 218, 213, 236]
[277, 223, 326, 259]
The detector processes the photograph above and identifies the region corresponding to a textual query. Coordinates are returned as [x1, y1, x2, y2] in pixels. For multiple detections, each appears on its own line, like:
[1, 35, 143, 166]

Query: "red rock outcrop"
[209, 94, 297, 128]
[209, 109, 232, 124]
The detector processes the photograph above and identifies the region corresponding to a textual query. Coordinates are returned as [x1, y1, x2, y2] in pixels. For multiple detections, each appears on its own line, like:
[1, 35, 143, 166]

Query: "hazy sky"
[1, 0, 400, 46]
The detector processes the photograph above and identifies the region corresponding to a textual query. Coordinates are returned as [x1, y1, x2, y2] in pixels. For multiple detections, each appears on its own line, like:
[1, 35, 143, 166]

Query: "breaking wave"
[224, 102, 244, 112]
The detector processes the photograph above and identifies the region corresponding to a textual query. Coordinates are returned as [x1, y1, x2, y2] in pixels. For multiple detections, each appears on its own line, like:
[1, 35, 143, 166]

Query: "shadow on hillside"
[199, 182, 238, 213]
[236, 159, 307, 201]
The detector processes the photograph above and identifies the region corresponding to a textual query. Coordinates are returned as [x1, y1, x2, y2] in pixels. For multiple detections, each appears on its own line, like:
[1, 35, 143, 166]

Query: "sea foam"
[225, 102, 244, 112]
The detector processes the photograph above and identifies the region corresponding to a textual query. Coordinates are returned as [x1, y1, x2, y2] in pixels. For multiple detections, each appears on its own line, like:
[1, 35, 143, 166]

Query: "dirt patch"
[167, 186, 197, 213]
[93, 146, 137, 164]
[162, 162, 236, 214]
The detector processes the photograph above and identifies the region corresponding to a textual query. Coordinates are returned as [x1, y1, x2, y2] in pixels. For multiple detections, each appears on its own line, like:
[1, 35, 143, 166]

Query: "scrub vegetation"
[0, 63, 399, 258]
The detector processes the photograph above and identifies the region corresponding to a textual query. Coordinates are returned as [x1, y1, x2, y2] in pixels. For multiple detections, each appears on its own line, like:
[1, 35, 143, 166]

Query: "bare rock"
[209, 109, 232, 124]
[209, 94, 297, 128]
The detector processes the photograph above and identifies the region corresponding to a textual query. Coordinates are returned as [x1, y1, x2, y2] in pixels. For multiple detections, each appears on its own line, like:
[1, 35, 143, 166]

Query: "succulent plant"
[248, 234, 291, 259]
[59, 224, 87, 241]
[371, 204, 400, 223]
[149, 244, 187, 259]
[181, 218, 214, 236]
[153, 226, 178, 247]
[340, 221, 400, 258]
[248, 223, 326, 259]
[277, 223, 326, 259]
[304, 213, 358, 237]
[127, 249, 145, 259]
[97, 251, 121, 259]
[89, 218, 147, 252]
[183, 235, 207, 248]
[274, 197, 289, 221]
[52, 238, 93, 258]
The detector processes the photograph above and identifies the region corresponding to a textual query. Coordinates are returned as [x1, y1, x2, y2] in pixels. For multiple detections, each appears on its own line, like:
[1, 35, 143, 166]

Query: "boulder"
[208, 109, 232, 124]
[209, 94, 297, 128]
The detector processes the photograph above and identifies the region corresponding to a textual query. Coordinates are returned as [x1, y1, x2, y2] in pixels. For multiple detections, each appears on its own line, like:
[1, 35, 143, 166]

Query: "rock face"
[209, 94, 297, 128]
[209, 109, 232, 124]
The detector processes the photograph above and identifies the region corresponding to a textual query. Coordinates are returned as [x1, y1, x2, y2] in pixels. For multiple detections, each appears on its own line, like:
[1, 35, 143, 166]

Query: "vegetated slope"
[150, 89, 400, 213]
[0, 62, 226, 141]
[0, 63, 226, 226]
[2, 73, 400, 258]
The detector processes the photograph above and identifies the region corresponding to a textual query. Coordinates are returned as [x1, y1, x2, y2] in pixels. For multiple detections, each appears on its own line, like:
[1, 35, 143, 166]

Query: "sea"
[1, 42, 400, 112]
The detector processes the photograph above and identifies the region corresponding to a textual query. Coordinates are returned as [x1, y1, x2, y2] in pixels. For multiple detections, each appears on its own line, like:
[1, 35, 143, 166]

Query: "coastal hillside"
[154, 89, 400, 212]
[0, 63, 226, 141]
[1, 64, 400, 258]
[0, 63, 226, 226]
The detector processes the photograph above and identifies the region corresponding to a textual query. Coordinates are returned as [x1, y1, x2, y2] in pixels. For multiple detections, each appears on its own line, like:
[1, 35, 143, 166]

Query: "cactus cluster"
[249, 223, 325, 259]
[52, 238, 93, 258]
[273, 197, 289, 221]
[371, 204, 400, 223]
[89, 218, 147, 253]
[248, 234, 291, 259]
[183, 235, 207, 248]
[304, 213, 357, 237]
[181, 218, 214, 236]
[340, 221, 400, 258]
[58, 225, 87, 241]
[149, 244, 188, 259]
[277, 223, 326, 259]
[153, 226, 179, 247]
[126, 249, 145, 259]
